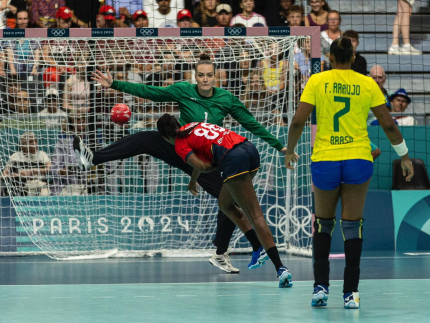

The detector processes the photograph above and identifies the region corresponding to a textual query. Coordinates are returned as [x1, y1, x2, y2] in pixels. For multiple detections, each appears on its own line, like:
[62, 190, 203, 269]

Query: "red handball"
[110, 104, 131, 125]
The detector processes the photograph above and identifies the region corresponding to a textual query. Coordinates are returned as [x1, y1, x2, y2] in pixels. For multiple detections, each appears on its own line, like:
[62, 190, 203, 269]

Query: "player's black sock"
[266, 246, 283, 272]
[313, 232, 332, 288]
[343, 238, 362, 293]
[214, 210, 236, 255]
[245, 229, 262, 252]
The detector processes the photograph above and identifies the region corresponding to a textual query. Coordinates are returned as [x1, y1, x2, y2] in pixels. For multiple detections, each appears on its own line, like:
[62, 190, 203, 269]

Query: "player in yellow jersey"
[284, 38, 414, 309]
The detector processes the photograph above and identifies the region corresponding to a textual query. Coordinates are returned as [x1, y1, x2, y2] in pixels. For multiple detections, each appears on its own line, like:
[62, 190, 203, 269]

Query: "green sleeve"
[110, 80, 185, 102]
[229, 95, 284, 152]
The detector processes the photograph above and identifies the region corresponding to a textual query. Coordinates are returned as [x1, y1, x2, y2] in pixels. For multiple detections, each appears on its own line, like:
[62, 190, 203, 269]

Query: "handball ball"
[111, 104, 131, 125]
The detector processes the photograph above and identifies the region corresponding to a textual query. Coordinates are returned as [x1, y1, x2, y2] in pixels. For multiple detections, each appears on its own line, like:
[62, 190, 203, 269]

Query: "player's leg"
[339, 159, 373, 309]
[310, 161, 342, 307]
[218, 183, 268, 270]
[223, 173, 292, 287]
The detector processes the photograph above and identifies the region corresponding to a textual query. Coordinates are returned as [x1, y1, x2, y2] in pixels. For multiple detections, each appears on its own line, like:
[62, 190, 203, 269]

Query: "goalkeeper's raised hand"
[91, 69, 113, 88]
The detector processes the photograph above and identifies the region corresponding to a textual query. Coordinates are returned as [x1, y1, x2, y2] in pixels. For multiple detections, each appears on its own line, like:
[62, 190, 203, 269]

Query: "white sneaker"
[344, 292, 360, 309]
[73, 136, 94, 171]
[209, 252, 240, 273]
[388, 45, 401, 55]
[400, 44, 422, 55]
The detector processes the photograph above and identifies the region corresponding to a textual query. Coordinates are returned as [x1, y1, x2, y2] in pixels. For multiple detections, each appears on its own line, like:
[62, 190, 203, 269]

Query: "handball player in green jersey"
[74, 54, 290, 274]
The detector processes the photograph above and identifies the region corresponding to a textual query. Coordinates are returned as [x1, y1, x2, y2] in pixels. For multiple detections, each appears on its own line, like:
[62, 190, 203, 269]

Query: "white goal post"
[0, 27, 321, 259]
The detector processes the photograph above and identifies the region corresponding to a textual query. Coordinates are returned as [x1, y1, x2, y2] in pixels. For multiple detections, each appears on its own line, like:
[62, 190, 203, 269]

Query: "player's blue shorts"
[212, 140, 260, 182]
[311, 159, 373, 190]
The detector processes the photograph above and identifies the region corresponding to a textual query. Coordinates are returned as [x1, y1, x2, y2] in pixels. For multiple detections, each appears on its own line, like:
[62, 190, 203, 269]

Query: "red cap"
[55, 7, 72, 20]
[100, 5, 116, 21]
[177, 9, 192, 21]
[133, 10, 148, 21]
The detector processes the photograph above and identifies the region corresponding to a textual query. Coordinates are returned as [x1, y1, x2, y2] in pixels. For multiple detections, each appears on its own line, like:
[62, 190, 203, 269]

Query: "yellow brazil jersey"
[300, 69, 386, 162]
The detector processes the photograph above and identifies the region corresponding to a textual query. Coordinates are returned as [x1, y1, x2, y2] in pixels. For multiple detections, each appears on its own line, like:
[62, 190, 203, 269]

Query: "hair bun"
[340, 37, 352, 49]
[199, 53, 211, 61]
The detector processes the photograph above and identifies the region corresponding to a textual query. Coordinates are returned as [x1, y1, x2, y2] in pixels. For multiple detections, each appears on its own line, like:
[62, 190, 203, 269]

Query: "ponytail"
[330, 37, 353, 64]
[195, 53, 216, 73]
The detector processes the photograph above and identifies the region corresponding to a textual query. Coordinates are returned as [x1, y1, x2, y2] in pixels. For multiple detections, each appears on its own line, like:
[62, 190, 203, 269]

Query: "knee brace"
[340, 219, 364, 241]
[314, 217, 336, 237]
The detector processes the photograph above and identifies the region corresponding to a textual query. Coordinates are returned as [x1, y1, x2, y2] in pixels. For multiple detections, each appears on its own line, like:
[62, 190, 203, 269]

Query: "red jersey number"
[193, 123, 226, 140]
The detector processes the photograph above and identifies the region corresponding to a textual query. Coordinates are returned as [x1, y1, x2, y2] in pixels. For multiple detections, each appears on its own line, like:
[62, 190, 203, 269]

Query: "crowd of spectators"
[0, 0, 422, 197]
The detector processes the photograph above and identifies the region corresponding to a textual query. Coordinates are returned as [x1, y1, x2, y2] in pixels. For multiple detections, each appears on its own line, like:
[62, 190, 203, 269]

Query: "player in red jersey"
[157, 113, 293, 288]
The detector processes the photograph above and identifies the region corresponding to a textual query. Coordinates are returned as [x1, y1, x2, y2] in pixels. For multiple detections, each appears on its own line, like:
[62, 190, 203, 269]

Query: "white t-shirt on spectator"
[144, 0, 184, 16]
[230, 13, 267, 27]
[148, 9, 178, 27]
[7, 150, 51, 182]
[395, 116, 415, 126]
[38, 108, 68, 128]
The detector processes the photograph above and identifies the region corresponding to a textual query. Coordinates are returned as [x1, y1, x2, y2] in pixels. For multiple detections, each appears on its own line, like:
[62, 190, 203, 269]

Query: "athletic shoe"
[344, 292, 360, 309]
[248, 247, 270, 269]
[311, 284, 329, 307]
[400, 44, 422, 55]
[388, 45, 401, 55]
[73, 136, 93, 171]
[209, 252, 240, 274]
[277, 266, 293, 288]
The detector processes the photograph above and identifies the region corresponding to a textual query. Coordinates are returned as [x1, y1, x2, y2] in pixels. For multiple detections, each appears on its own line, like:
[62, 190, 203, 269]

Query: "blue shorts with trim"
[311, 159, 373, 191]
[212, 140, 260, 182]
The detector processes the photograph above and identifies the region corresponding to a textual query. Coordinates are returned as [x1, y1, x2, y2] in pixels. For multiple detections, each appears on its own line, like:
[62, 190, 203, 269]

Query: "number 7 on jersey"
[333, 96, 350, 132]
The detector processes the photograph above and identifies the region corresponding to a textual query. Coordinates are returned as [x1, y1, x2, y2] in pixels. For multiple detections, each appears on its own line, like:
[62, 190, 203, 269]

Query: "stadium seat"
[392, 158, 430, 190]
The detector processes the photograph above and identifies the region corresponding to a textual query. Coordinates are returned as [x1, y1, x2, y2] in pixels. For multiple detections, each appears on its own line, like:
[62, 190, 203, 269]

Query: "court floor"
[1, 251, 429, 323]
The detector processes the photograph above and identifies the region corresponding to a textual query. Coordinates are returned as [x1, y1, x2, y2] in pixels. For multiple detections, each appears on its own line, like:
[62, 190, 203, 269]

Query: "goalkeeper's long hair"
[157, 113, 199, 139]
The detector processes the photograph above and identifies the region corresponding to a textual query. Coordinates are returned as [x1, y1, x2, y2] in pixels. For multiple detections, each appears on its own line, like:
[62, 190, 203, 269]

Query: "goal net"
[0, 28, 315, 259]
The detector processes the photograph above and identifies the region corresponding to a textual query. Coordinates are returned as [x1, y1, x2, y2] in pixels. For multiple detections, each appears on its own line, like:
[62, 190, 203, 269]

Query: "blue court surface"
[1, 251, 429, 323]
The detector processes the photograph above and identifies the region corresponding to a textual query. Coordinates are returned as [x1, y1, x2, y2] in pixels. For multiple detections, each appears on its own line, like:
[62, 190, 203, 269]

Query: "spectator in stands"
[55, 6, 72, 28]
[99, 5, 116, 27]
[38, 88, 67, 128]
[63, 64, 90, 111]
[51, 110, 89, 195]
[390, 88, 415, 125]
[96, 14, 106, 28]
[258, 42, 287, 94]
[230, 0, 267, 27]
[32, 0, 66, 28]
[219, 50, 251, 98]
[214, 3, 232, 27]
[305, 0, 329, 31]
[266, 0, 295, 27]
[388, 0, 422, 55]
[14, 9, 30, 29]
[194, 0, 219, 27]
[342, 29, 367, 75]
[320, 10, 341, 71]
[295, 37, 311, 86]
[369, 64, 391, 109]
[242, 73, 284, 127]
[7, 0, 27, 15]
[132, 9, 149, 28]
[287, 5, 304, 27]
[66, 0, 99, 27]
[2, 132, 51, 196]
[105, 0, 143, 17]
[177, 8, 199, 27]
[10, 89, 30, 114]
[4, 29, 40, 79]
[148, 0, 179, 27]
[144, 0, 185, 19]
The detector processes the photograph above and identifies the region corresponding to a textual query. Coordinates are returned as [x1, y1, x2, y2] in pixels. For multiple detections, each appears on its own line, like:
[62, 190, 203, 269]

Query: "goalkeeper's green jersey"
[111, 81, 284, 151]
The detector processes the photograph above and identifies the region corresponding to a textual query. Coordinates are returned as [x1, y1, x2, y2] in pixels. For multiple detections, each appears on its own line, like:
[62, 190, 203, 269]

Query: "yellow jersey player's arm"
[371, 103, 403, 146]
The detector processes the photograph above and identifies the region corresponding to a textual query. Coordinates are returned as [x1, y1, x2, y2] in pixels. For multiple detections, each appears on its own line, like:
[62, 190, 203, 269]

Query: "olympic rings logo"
[312, 61, 321, 74]
[139, 28, 155, 36]
[227, 28, 243, 36]
[50, 29, 67, 37]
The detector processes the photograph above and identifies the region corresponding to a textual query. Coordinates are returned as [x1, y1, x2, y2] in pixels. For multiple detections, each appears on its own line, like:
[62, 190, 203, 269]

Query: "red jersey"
[175, 122, 246, 164]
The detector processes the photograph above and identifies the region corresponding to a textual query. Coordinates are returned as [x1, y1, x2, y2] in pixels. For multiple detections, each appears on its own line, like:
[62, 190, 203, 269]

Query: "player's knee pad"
[314, 217, 336, 237]
[340, 219, 364, 241]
